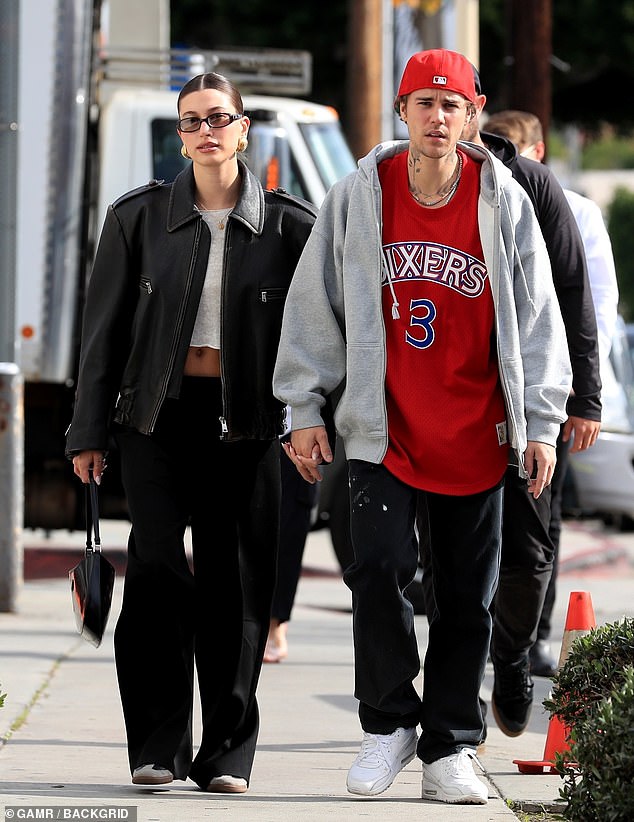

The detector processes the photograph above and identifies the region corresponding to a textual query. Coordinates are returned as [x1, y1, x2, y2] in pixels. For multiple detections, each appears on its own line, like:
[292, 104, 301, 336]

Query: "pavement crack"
[0, 639, 82, 746]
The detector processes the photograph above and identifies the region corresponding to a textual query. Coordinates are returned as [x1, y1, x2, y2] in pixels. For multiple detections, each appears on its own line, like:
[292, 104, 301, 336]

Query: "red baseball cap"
[396, 49, 477, 106]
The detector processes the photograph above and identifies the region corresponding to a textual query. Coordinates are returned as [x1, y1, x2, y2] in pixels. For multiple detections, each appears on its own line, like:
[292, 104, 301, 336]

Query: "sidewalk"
[0, 521, 632, 821]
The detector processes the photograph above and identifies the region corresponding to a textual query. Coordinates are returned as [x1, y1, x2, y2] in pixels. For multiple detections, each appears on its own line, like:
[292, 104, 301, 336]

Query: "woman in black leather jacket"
[66, 72, 316, 793]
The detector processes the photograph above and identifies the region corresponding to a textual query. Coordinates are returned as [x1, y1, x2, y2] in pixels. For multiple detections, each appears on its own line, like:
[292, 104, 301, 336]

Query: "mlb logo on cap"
[433, 75, 448, 86]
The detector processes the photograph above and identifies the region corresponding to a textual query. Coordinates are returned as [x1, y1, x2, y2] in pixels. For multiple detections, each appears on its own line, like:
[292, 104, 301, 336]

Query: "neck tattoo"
[410, 152, 463, 208]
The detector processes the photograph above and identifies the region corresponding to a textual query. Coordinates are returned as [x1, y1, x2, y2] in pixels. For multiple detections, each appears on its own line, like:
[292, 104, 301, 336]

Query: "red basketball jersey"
[379, 149, 508, 494]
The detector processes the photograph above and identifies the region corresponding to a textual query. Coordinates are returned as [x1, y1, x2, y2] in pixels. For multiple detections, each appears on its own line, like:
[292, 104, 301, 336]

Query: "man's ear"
[473, 93, 487, 118]
[534, 140, 546, 162]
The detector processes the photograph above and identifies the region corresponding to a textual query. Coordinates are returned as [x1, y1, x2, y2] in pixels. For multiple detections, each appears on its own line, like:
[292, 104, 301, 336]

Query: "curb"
[24, 543, 629, 582]
[24, 547, 128, 580]
[22, 549, 341, 582]
[559, 544, 629, 574]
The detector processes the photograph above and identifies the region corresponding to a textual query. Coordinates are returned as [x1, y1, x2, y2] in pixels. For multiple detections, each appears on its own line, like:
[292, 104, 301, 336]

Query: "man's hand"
[524, 441, 556, 499]
[562, 416, 601, 453]
[282, 426, 333, 484]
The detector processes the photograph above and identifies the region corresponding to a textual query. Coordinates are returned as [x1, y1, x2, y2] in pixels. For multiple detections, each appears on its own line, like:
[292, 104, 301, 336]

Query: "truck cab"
[97, 88, 356, 233]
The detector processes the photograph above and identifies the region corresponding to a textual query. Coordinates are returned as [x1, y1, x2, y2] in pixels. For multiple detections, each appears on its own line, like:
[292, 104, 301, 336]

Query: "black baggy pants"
[112, 377, 279, 787]
[492, 463, 554, 664]
[538, 430, 571, 641]
[420, 458, 555, 666]
[344, 460, 503, 763]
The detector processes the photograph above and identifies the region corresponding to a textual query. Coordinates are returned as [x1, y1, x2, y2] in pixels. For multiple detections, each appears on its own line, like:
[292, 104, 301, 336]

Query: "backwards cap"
[472, 63, 482, 95]
[396, 49, 477, 109]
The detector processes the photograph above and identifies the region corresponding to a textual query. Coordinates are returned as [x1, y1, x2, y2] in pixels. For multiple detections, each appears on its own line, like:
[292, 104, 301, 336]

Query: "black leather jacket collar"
[167, 160, 265, 236]
[66, 161, 317, 455]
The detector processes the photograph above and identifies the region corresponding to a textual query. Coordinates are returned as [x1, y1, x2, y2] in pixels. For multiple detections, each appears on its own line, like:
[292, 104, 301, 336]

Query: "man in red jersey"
[274, 49, 571, 805]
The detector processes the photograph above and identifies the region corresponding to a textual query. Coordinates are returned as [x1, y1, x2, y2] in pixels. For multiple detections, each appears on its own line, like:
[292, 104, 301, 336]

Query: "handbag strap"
[85, 471, 102, 555]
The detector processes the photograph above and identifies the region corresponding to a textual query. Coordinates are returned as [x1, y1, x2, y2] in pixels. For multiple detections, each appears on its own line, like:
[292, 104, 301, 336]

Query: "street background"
[0, 516, 632, 821]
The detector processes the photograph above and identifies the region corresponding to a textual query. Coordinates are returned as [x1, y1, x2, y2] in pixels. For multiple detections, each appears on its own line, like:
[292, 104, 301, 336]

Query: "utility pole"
[412, 0, 479, 64]
[381, 0, 394, 142]
[390, 1, 480, 141]
[509, 0, 552, 143]
[347, 0, 383, 158]
[0, 0, 24, 612]
[453, 0, 479, 65]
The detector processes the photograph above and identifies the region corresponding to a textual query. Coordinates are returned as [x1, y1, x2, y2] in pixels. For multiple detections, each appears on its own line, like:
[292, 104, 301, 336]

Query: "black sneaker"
[529, 640, 558, 678]
[492, 658, 534, 737]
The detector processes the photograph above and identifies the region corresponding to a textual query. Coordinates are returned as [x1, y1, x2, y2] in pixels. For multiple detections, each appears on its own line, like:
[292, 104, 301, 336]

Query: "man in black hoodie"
[455, 75, 602, 738]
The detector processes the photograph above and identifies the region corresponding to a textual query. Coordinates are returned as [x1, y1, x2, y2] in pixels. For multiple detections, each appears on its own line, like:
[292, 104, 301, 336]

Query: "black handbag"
[69, 473, 115, 647]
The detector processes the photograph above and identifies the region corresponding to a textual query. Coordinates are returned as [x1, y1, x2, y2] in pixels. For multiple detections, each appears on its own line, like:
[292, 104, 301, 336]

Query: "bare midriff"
[183, 346, 221, 377]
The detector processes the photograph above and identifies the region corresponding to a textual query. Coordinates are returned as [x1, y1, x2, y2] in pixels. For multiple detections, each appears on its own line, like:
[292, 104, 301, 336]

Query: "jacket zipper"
[260, 287, 285, 302]
[492, 197, 523, 474]
[218, 221, 231, 439]
[373, 165, 389, 463]
[147, 220, 203, 433]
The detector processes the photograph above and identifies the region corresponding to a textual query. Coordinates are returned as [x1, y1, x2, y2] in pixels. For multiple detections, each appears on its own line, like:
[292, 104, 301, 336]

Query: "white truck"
[17, 0, 356, 530]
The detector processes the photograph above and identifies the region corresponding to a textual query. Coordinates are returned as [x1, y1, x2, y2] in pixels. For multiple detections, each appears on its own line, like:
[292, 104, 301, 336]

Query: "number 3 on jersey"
[406, 298, 436, 349]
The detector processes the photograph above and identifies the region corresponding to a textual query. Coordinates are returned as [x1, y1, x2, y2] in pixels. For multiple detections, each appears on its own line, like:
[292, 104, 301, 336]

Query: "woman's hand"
[282, 426, 333, 484]
[73, 450, 107, 485]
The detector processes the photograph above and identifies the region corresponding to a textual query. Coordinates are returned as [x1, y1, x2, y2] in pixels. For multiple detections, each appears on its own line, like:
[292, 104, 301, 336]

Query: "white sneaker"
[132, 763, 174, 785]
[422, 749, 488, 804]
[206, 775, 248, 793]
[346, 727, 417, 796]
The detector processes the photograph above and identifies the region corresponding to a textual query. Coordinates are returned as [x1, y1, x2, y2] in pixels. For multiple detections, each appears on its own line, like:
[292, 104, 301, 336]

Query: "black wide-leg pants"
[113, 377, 279, 787]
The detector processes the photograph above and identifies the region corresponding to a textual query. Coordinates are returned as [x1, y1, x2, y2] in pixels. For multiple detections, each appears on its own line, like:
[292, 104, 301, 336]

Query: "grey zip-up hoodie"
[273, 140, 572, 479]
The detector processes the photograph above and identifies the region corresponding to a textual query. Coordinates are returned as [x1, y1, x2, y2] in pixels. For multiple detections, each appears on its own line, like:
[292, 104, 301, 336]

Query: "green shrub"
[607, 188, 634, 321]
[544, 618, 634, 821]
[582, 136, 634, 170]
[558, 667, 634, 822]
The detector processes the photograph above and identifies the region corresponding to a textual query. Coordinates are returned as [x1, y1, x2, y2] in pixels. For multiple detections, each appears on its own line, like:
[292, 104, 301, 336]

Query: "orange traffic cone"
[514, 591, 596, 774]
[555, 591, 596, 668]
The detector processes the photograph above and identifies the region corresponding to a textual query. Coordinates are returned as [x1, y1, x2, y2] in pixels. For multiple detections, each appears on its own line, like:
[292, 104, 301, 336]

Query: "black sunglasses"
[178, 112, 243, 133]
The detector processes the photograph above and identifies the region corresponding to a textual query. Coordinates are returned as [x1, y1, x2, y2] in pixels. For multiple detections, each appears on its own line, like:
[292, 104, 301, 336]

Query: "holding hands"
[282, 425, 333, 483]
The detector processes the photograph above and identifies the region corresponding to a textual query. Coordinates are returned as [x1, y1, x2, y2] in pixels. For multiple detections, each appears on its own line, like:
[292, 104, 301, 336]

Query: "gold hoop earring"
[180, 145, 190, 159]
[237, 136, 248, 153]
